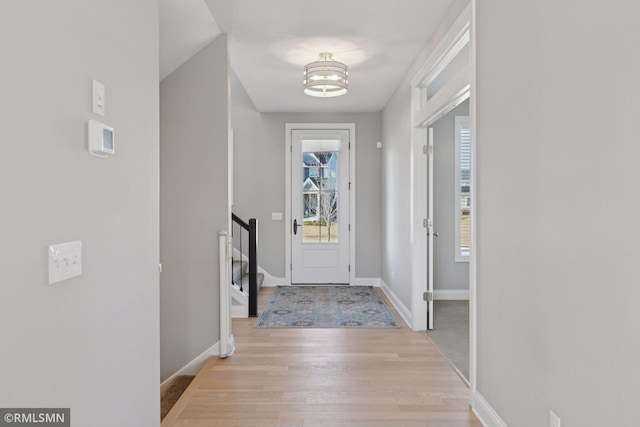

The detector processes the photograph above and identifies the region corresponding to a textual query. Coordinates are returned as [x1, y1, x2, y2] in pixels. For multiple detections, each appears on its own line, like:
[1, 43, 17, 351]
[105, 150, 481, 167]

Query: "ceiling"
[160, 0, 454, 113]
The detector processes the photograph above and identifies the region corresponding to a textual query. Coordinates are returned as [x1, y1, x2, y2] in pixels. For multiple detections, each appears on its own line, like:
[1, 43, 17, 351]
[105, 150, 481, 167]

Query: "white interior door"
[291, 129, 350, 284]
[427, 127, 436, 329]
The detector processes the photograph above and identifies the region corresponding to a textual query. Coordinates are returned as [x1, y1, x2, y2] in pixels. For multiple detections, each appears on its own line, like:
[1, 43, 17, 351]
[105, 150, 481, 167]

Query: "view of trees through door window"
[302, 151, 339, 243]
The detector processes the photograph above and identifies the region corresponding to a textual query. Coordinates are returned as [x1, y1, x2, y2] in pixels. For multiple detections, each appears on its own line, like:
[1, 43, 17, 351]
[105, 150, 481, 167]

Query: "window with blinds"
[455, 116, 471, 261]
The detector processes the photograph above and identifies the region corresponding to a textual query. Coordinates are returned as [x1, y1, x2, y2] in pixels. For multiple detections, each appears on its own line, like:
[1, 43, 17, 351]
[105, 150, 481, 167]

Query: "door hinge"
[348, 264, 351, 272]
[423, 291, 433, 302]
[290, 145, 292, 152]
[349, 182, 351, 190]
[423, 218, 427, 228]
[423, 145, 427, 154]
[348, 224, 351, 231]
[290, 263, 292, 271]
[348, 142, 351, 150]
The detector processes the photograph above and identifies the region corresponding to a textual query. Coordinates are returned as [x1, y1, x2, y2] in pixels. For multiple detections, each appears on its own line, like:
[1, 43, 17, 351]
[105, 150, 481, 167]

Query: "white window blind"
[455, 116, 471, 261]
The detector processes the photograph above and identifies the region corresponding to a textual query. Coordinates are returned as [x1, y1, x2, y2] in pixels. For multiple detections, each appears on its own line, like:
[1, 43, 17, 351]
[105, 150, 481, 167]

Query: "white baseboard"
[378, 279, 412, 327]
[269, 278, 382, 287]
[473, 391, 508, 427]
[160, 336, 233, 395]
[262, 276, 286, 287]
[276, 278, 380, 287]
[352, 277, 381, 287]
[231, 304, 248, 318]
[434, 289, 469, 300]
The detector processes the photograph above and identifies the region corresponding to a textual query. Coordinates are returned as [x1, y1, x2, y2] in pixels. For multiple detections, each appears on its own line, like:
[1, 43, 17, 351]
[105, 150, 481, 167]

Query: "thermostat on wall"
[88, 120, 115, 158]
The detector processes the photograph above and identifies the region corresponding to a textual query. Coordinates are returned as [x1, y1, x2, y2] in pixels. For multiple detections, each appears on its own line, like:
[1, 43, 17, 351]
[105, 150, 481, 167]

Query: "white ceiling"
[160, 0, 454, 112]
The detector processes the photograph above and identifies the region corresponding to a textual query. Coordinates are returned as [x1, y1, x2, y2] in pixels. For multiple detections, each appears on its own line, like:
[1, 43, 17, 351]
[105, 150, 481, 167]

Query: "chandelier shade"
[303, 52, 348, 97]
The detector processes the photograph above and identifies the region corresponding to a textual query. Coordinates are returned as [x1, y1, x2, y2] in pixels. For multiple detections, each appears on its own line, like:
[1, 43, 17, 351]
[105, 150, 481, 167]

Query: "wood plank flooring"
[161, 287, 481, 427]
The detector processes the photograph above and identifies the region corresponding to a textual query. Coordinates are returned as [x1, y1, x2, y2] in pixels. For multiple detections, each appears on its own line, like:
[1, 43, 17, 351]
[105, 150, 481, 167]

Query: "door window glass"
[302, 150, 339, 243]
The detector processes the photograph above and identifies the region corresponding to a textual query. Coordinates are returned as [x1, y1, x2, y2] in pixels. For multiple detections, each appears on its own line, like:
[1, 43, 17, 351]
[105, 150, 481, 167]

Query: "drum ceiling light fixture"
[303, 52, 348, 97]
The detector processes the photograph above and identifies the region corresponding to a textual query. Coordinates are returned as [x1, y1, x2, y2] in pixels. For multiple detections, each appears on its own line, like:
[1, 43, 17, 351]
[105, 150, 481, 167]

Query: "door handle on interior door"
[293, 219, 300, 235]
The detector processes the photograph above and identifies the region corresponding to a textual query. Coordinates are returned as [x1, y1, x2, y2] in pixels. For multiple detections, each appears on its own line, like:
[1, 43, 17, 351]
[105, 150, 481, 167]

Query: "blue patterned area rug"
[256, 286, 400, 328]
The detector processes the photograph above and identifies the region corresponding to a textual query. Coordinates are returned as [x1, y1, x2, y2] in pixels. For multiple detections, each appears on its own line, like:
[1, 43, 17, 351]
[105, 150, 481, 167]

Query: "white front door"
[291, 129, 350, 284]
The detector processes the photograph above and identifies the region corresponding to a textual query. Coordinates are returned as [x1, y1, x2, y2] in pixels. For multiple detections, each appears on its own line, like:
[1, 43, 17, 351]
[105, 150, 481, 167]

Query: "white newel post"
[219, 231, 232, 357]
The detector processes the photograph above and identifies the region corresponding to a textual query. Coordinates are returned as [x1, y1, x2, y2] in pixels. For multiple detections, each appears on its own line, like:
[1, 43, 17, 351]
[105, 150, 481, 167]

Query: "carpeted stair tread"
[161, 357, 222, 427]
[160, 375, 195, 421]
[232, 260, 247, 284]
[239, 272, 264, 291]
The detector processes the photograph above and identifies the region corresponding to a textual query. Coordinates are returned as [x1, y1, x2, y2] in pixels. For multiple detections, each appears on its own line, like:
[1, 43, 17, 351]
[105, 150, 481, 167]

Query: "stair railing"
[231, 213, 258, 317]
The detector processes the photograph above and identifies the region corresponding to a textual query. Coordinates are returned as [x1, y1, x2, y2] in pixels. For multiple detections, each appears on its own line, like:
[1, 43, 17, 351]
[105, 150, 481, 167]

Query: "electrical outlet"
[549, 410, 561, 427]
[49, 241, 82, 284]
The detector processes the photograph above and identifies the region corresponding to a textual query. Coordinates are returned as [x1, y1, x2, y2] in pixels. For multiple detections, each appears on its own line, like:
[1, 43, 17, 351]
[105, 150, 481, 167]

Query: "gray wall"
[160, 35, 230, 381]
[231, 72, 382, 278]
[0, 2, 160, 425]
[381, 0, 470, 309]
[476, 1, 640, 425]
[433, 100, 469, 291]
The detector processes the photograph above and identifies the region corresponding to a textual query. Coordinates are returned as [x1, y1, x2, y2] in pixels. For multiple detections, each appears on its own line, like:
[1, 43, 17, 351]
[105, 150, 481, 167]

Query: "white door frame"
[409, 2, 476, 399]
[285, 123, 356, 285]
[427, 127, 435, 329]
[470, 0, 478, 403]
[410, 3, 470, 330]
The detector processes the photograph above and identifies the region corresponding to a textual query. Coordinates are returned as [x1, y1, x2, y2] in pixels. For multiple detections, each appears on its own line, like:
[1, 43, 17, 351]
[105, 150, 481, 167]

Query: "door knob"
[293, 219, 301, 235]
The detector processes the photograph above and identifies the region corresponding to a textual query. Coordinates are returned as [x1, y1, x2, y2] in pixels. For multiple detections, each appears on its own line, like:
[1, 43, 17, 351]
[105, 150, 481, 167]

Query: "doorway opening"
[408, 3, 474, 387]
[425, 100, 471, 381]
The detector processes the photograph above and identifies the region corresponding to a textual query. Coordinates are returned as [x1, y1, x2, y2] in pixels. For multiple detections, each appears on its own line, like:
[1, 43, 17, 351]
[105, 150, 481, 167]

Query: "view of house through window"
[302, 151, 339, 243]
[455, 116, 471, 260]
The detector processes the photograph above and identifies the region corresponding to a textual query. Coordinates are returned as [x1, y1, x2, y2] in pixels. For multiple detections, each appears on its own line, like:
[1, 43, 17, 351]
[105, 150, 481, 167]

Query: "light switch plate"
[49, 241, 82, 285]
[92, 80, 105, 116]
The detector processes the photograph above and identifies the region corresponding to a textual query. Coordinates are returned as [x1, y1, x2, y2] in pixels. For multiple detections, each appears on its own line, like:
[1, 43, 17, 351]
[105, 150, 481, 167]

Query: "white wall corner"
[160, 336, 234, 395]
[472, 391, 508, 427]
[379, 279, 413, 328]
[434, 289, 470, 300]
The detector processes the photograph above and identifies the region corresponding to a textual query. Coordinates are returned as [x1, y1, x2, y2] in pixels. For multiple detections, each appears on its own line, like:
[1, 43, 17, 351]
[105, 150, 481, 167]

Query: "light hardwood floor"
[161, 287, 481, 427]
